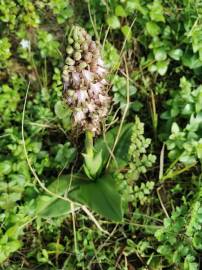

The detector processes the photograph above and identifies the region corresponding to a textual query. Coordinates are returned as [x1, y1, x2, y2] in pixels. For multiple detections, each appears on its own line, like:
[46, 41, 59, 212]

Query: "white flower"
[90, 82, 102, 95]
[82, 70, 94, 83]
[67, 97, 73, 104]
[97, 58, 104, 67]
[96, 66, 106, 77]
[77, 90, 88, 103]
[87, 102, 96, 112]
[100, 79, 107, 85]
[99, 94, 110, 104]
[74, 110, 85, 123]
[20, 39, 30, 49]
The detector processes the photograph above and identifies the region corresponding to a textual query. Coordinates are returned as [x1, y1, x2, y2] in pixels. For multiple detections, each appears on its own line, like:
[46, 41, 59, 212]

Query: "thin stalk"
[85, 130, 94, 157]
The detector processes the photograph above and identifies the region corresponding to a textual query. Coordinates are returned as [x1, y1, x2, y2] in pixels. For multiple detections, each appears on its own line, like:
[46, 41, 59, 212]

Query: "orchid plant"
[62, 25, 111, 179]
[35, 26, 148, 222]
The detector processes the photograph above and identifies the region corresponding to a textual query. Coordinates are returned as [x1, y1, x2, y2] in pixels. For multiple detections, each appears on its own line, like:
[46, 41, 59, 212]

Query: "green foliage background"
[1, 0, 202, 269]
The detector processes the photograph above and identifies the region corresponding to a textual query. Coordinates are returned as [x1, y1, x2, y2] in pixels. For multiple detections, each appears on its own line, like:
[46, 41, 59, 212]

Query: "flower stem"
[85, 130, 94, 158]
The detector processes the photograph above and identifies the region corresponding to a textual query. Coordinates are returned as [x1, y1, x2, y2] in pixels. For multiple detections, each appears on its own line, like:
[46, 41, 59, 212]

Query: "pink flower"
[90, 82, 102, 95]
[67, 97, 73, 104]
[96, 66, 106, 77]
[77, 90, 88, 103]
[72, 72, 80, 86]
[87, 102, 96, 112]
[82, 70, 94, 84]
[99, 94, 110, 104]
[97, 58, 104, 67]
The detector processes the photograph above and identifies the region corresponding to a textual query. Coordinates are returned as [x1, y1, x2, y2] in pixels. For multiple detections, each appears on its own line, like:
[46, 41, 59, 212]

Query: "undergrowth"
[1, 0, 202, 269]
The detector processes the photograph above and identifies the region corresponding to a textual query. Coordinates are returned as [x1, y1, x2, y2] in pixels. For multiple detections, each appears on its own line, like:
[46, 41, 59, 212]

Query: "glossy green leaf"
[0, 240, 22, 264]
[126, 0, 147, 15]
[146, 21, 161, 36]
[156, 60, 169, 75]
[107, 16, 120, 29]
[0, 160, 12, 175]
[69, 174, 122, 221]
[169, 49, 183, 60]
[115, 5, 127, 17]
[182, 53, 202, 69]
[149, 0, 165, 22]
[154, 48, 167, 61]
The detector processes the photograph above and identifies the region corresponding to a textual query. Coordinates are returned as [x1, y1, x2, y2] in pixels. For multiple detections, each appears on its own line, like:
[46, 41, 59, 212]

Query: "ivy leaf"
[69, 174, 123, 221]
[182, 53, 202, 69]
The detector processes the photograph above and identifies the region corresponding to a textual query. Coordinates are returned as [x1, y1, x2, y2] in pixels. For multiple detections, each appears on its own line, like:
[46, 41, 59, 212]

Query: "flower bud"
[84, 52, 93, 63]
[74, 42, 80, 50]
[73, 51, 82, 61]
[66, 57, 75, 66]
[68, 37, 74, 44]
[81, 42, 89, 51]
[66, 46, 74, 55]
[79, 61, 87, 70]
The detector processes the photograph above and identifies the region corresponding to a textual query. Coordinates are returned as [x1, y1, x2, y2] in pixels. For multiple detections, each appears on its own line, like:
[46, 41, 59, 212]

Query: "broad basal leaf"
[34, 175, 83, 218]
[69, 174, 123, 222]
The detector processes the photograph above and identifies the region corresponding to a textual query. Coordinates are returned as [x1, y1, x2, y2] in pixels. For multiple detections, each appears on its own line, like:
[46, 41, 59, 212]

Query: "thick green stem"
[85, 130, 94, 158]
